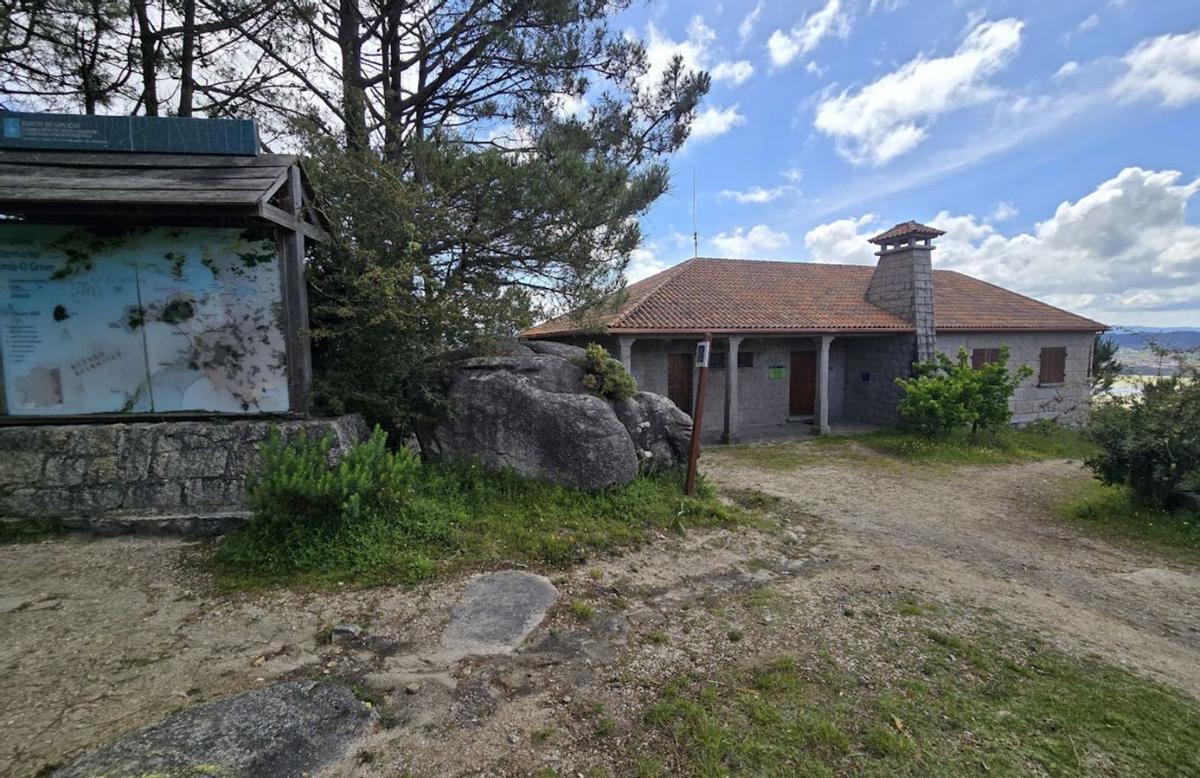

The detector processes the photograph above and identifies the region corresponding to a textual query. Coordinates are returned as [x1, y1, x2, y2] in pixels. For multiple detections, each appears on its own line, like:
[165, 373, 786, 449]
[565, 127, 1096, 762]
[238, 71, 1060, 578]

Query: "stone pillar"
[722, 336, 743, 443]
[815, 335, 833, 435]
[617, 336, 636, 373]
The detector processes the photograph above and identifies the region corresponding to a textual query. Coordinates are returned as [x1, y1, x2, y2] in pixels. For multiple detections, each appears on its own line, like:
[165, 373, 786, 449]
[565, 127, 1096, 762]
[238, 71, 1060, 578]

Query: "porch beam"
[722, 336, 743, 443]
[815, 335, 833, 435]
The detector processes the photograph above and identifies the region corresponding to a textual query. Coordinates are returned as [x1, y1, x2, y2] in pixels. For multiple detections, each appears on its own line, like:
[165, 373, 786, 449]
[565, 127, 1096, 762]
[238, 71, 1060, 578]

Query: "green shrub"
[218, 426, 461, 586]
[895, 346, 1032, 437]
[574, 343, 637, 401]
[1085, 367, 1200, 509]
[214, 426, 741, 590]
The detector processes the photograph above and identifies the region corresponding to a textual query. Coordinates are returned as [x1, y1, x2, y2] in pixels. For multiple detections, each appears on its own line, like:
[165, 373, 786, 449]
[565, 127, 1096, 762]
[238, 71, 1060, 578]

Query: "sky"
[613, 0, 1200, 328]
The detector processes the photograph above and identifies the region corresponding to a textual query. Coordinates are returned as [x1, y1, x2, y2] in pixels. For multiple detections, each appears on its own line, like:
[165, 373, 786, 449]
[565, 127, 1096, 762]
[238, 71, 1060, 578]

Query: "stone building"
[522, 221, 1106, 442]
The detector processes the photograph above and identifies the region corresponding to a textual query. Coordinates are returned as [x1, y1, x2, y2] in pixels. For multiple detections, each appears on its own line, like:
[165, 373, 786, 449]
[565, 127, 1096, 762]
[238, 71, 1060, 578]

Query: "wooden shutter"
[1039, 347, 1066, 385]
[972, 348, 1000, 369]
[737, 351, 754, 368]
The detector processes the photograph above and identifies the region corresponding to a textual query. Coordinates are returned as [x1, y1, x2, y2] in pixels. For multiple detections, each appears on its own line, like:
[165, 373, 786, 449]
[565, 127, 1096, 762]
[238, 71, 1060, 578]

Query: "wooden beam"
[258, 202, 330, 242]
[278, 165, 313, 415]
[0, 187, 263, 204]
[0, 150, 297, 168]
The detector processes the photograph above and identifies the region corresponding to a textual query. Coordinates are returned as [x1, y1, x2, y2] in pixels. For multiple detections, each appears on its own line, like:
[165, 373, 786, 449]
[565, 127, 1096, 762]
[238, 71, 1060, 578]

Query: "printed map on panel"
[0, 225, 290, 415]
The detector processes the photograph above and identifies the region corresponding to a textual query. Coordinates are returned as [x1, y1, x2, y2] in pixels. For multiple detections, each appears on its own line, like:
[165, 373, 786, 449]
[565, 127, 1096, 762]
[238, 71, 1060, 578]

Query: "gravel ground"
[2, 441, 1198, 777]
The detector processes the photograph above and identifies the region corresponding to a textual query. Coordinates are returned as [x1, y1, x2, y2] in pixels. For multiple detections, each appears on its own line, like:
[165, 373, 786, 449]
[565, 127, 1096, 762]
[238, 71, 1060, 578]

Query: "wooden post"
[685, 332, 713, 497]
[280, 164, 313, 415]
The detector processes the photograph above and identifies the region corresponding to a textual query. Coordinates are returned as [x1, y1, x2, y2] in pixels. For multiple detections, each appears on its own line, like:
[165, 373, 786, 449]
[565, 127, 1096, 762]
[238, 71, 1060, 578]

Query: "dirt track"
[2, 441, 1198, 776]
[702, 443, 1200, 697]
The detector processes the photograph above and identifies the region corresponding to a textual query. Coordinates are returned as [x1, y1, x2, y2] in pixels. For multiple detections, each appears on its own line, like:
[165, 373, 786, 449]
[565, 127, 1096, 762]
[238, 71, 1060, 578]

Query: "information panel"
[0, 112, 258, 155]
[0, 225, 290, 415]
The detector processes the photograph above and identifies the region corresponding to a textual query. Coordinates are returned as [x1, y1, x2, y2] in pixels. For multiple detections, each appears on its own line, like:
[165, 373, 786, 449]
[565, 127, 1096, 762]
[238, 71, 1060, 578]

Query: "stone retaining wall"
[0, 415, 366, 535]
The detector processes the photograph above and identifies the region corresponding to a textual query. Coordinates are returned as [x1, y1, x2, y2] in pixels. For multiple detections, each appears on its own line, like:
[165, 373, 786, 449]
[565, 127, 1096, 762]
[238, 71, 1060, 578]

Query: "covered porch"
[609, 332, 912, 443]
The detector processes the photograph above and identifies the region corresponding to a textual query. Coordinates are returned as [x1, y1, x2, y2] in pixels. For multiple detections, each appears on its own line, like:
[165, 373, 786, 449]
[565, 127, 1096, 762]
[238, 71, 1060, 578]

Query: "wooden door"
[667, 352, 694, 414]
[789, 351, 816, 416]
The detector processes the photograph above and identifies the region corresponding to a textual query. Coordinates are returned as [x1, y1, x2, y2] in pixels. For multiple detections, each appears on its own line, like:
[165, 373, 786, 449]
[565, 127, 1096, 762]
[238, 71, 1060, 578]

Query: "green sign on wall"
[768, 366, 786, 380]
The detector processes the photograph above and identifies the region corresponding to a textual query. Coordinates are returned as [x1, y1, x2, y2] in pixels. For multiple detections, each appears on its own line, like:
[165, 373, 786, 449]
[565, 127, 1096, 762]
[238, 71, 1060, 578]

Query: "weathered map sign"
[0, 225, 289, 415]
[0, 112, 258, 155]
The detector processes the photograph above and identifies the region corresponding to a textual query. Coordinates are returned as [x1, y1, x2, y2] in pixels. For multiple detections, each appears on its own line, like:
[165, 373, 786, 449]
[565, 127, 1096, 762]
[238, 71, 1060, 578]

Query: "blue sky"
[612, 0, 1200, 328]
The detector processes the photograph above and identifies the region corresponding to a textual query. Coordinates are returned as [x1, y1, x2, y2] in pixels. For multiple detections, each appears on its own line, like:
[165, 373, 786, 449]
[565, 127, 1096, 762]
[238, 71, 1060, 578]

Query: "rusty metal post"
[685, 332, 712, 497]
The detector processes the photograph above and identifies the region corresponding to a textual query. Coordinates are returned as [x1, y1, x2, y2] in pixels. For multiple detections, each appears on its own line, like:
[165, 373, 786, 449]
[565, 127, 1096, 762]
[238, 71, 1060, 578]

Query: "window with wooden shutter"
[1039, 347, 1066, 385]
[710, 352, 727, 369]
[737, 352, 754, 368]
[971, 348, 1000, 369]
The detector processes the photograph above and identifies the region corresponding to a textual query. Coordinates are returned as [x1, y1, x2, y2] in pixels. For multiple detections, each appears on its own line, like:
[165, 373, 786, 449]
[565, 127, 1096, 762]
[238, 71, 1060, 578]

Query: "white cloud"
[711, 60, 755, 85]
[690, 104, 746, 140]
[627, 246, 674, 282]
[802, 167, 1200, 324]
[869, 0, 903, 11]
[547, 92, 588, 119]
[720, 185, 793, 203]
[738, 1, 764, 45]
[641, 16, 756, 90]
[1054, 60, 1081, 80]
[804, 214, 879, 264]
[783, 166, 803, 183]
[1114, 30, 1200, 107]
[991, 201, 1018, 222]
[805, 61, 826, 77]
[813, 18, 1024, 165]
[710, 224, 791, 257]
[767, 0, 851, 68]
[1078, 14, 1100, 32]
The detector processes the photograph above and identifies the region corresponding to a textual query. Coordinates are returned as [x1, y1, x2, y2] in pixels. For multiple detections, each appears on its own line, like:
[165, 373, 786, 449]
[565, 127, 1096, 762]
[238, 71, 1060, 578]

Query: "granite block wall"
[936, 331, 1095, 424]
[0, 414, 366, 532]
[841, 334, 917, 425]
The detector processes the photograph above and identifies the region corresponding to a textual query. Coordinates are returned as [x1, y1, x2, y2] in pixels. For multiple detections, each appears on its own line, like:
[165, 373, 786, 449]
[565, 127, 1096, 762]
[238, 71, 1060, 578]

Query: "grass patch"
[720, 424, 1097, 472]
[212, 429, 745, 591]
[0, 517, 66, 544]
[1056, 480, 1200, 564]
[630, 624, 1200, 776]
[569, 599, 596, 621]
[853, 423, 1099, 465]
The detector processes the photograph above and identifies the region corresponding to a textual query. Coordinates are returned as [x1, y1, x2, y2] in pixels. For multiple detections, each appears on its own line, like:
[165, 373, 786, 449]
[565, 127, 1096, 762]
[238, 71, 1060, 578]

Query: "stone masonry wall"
[0, 415, 366, 534]
[865, 247, 937, 361]
[841, 335, 916, 425]
[936, 331, 1096, 424]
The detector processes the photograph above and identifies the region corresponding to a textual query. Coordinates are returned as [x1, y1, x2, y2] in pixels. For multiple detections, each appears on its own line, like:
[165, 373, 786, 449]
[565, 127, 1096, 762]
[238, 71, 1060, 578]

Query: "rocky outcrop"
[55, 681, 371, 777]
[613, 391, 693, 471]
[419, 344, 691, 490]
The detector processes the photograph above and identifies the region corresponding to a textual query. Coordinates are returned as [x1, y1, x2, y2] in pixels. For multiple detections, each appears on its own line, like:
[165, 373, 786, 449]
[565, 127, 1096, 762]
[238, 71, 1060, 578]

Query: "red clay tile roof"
[521, 257, 1106, 337]
[869, 220, 946, 244]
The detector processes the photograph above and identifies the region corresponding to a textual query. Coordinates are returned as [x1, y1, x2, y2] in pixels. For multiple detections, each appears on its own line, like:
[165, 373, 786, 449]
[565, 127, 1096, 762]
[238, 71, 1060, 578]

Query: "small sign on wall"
[768, 366, 786, 380]
[695, 340, 710, 368]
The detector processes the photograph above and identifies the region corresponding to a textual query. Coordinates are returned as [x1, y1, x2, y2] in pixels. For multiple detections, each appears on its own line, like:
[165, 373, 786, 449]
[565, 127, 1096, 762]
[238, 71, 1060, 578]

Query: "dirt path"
[702, 443, 1200, 698]
[3, 443, 1199, 776]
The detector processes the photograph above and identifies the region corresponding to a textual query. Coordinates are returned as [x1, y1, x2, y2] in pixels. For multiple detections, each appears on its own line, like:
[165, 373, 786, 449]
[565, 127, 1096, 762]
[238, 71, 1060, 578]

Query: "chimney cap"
[868, 220, 945, 245]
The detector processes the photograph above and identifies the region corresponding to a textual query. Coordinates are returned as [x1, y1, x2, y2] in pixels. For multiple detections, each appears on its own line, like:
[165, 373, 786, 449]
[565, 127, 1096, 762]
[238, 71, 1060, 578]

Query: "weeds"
[213, 427, 743, 590]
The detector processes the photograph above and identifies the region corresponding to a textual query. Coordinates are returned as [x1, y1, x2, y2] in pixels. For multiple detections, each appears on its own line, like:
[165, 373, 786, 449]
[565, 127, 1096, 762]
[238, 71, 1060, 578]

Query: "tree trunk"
[337, 0, 365, 149]
[131, 0, 158, 115]
[177, 0, 196, 116]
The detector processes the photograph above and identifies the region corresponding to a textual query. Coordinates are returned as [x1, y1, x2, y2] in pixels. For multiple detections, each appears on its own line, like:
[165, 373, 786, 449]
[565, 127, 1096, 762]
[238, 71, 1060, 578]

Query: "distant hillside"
[1107, 330, 1200, 350]
[1107, 329, 1200, 375]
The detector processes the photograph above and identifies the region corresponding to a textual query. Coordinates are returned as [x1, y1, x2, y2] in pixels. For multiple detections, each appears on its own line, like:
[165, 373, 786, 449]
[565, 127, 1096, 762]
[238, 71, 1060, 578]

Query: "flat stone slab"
[55, 681, 370, 777]
[440, 570, 558, 657]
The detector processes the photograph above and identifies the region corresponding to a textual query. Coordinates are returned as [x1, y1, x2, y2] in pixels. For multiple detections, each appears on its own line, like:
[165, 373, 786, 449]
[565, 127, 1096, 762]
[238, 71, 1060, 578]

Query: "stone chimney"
[865, 220, 943, 362]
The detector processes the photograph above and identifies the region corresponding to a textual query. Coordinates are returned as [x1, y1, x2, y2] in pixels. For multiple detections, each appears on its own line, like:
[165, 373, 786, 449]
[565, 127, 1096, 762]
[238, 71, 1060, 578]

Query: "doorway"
[789, 351, 816, 416]
[667, 352, 694, 414]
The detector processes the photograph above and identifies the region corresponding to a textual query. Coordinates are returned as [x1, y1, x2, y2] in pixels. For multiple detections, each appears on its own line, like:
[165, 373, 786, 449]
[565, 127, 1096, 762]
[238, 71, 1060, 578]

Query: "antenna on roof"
[692, 165, 699, 259]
